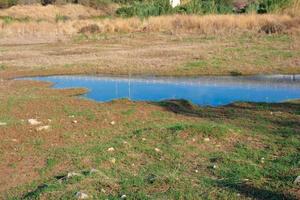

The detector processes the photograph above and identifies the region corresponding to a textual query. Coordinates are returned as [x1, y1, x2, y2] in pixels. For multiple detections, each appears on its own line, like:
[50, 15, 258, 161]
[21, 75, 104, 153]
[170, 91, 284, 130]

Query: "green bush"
[0, 0, 18, 8]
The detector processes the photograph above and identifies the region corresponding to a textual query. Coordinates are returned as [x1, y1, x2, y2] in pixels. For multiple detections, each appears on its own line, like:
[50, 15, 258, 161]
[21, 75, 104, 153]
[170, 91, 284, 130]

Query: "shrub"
[78, 24, 101, 33]
[0, 0, 18, 8]
[259, 22, 284, 34]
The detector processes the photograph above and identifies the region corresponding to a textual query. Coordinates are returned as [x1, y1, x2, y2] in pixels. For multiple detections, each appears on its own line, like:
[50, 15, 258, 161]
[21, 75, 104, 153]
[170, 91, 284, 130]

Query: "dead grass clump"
[259, 21, 284, 34]
[0, 4, 104, 21]
[78, 24, 100, 34]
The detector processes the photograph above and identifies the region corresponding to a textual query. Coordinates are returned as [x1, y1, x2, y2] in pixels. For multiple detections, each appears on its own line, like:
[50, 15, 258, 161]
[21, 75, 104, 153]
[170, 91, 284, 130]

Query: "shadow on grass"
[216, 180, 297, 200]
[152, 99, 300, 135]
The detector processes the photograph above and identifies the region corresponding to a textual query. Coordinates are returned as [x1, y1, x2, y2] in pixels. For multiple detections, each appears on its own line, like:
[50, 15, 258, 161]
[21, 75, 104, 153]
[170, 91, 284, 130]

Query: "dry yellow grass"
[1, 14, 300, 41]
[0, 4, 105, 20]
[0, 5, 300, 44]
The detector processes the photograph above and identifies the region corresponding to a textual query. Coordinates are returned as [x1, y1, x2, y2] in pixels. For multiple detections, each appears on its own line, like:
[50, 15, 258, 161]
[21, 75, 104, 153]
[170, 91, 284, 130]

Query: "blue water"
[21, 75, 300, 106]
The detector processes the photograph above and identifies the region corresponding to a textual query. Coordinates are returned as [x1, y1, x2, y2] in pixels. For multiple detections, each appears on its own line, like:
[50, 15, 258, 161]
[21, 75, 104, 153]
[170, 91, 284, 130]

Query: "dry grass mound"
[1, 13, 300, 44]
[0, 4, 105, 21]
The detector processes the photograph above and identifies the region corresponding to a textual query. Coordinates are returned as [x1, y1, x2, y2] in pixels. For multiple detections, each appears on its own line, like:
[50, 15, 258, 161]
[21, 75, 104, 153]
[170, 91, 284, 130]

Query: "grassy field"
[0, 3, 300, 199]
[0, 79, 299, 199]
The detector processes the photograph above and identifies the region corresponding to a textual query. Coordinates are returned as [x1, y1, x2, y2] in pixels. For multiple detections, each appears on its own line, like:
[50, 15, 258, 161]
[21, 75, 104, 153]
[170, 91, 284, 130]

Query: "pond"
[21, 74, 300, 106]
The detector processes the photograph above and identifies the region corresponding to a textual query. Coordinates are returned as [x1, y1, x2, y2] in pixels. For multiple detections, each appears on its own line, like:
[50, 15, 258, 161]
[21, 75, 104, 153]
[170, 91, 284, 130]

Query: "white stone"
[195, 169, 199, 173]
[90, 168, 99, 174]
[294, 176, 300, 184]
[192, 138, 196, 142]
[28, 119, 42, 125]
[110, 158, 116, 164]
[101, 188, 106, 193]
[75, 191, 89, 199]
[107, 147, 115, 152]
[155, 148, 161, 152]
[142, 138, 146, 141]
[121, 194, 127, 199]
[11, 139, 17, 142]
[67, 172, 82, 178]
[72, 120, 78, 124]
[212, 164, 217, 169]
[170, 0, 180, 8]
[0, 122, 7, 126]
[110, 121, 116, 125]
[36, 125, 50, 131]
[204, 138, 210, 142]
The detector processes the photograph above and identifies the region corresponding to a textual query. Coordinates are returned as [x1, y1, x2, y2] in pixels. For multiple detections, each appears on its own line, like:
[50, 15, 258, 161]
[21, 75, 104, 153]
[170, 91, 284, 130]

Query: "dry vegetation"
[0, 4, 300, 44]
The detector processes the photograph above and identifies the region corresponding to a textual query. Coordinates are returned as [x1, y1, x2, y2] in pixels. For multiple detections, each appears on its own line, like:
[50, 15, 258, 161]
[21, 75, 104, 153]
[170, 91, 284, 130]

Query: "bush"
[0, 0, 18, 8]
[78, 24, 100, 33]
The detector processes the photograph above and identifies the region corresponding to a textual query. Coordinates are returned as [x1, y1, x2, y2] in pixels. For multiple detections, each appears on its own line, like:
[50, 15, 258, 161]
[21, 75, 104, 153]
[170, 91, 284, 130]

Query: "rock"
[260, 157, 265, 163]
[75, 191, 89, 199]
[72, 120, 78, 124]
[36, 125, 50, 132]
[294, 176, 300, 184]
[90, 168, 99, 174]
[47, 119, 52, 122]
[204, 138, 210, 142]
[0, 122, 7, 126]
[28, 119, 42, 125]
[110, 158, 116, 164]
[101, 188, 106, 193]
[121, 194, 127, 199]
[154, 148, 161, 153]
[142, 138, 146, 141]
[69, 115, 75, 118]
[11, 139, 18, 142]
[67, 172, 82, 178]
[192, 138, 196, 142]
[107, 147, 115, 152]
[110, 121, 116, 125]
[195, 169, 199, 173]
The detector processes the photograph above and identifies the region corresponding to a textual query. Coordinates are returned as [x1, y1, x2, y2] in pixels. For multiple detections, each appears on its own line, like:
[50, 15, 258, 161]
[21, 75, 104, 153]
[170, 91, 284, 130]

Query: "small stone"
[192, 138, 196, 142]
[48, 119, 52, 122]
[121, 194, 127, 199]
[11, 139, 17, 142]
[0, 122, 7, 126]
[75, 191, 89, 199]
[294, 176, 300, 184]
[110, 121, 116, 125]
[101, 188, 106, 193]
[90, 168, 99, 174]
[243, 178, 249, 181]
[212, 164, 217, 169]
[36, 125, 50, 132]
[28, 119, 42, 125]
[123, 141, 128, 144]
[260, 157, 265, 163]
[195, 169, 199, 173]
[110, 158, 116, 164]
[107, 147, 115, 152]
[155, 148, 161, 153]
[204, 138, 210, 142]
[142, 138, 146, 141]
[72, 120, 78, 124]
[69, 115, 75, 118]
[67, 172, 82, 178]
